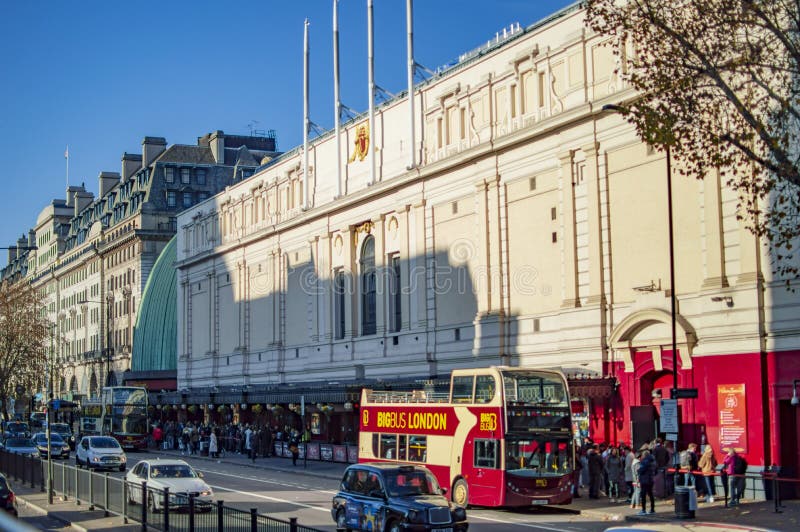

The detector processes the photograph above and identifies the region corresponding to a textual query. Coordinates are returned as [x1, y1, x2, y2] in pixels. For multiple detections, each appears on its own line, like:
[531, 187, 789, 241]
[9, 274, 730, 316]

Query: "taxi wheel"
[452, 479, 469, 508]
[335, 510, 351, 532]
[387, 521, 401, 532]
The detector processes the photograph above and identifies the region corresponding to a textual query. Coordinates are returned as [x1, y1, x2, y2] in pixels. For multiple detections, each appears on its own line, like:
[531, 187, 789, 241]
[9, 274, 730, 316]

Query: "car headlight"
[92, 456, 101, 462]
[200, 490, 212, 497]
[451, 506, 467, 521]
[406, 509, 426, 524]
[63, 445, 70, 451]
[120, 455, 127, 463]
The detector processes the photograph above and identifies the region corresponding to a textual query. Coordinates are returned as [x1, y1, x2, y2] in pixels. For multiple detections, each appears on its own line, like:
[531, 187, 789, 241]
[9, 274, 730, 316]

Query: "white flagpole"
[407, 0, 415, 170]
[65, 145, 70, 189]
[368, 0, 375, 185]
[303, 18, 310, 210]
[333, 0, 342, 198]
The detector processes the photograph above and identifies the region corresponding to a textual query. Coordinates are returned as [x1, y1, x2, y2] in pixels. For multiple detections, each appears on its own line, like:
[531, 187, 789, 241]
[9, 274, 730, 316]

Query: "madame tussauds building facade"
[166, 3, 800, 484]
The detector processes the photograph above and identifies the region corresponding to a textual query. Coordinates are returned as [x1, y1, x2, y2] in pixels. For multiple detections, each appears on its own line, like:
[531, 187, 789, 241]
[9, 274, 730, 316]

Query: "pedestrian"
[630, 450, 641, 509]
[209, 429, 219, 459]
[678, 443, 699, 487]
[180, 429, 190, 456]
[722, 447, 747, 506]
[698, 444, 717, 503]
[588, 446, 604, 499]
[152, 424, 163, 450]
[605, 447, 624, 502]
[624, 446, 635, 503]
[190, 427, 199, 455]
[244, 424, 254, 461]
[637, 449, 656, 515]
[289, 434, 300, 466]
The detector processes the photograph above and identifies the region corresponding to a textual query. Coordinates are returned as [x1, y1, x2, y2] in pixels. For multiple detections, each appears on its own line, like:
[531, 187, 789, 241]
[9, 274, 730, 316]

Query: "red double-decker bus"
[359, 366, 574, 507]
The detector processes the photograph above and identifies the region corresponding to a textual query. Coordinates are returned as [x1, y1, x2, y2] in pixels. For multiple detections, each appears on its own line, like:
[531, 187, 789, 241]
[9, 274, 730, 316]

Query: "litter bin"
[674, 485, 696, 519]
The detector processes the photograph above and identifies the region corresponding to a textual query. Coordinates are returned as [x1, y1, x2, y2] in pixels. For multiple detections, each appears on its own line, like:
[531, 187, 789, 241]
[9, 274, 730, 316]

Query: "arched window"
[360, 236, 376, 336]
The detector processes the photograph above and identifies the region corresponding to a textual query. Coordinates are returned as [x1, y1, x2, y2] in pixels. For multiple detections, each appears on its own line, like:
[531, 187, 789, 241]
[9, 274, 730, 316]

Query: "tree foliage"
[586, 0, 800, 280]
[0, 279, 49, 420]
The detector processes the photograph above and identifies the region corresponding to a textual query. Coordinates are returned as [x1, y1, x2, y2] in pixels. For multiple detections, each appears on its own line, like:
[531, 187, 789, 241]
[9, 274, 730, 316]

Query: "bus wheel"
[452, 479, 469, 508]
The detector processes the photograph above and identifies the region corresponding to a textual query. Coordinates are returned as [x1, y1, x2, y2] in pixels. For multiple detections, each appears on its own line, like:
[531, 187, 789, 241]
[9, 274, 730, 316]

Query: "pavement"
[10, 449, 800, 531]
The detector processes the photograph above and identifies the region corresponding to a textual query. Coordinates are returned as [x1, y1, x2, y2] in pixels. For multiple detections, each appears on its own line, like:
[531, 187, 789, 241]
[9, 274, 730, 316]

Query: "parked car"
[31, 432, 70, 459]
[2, 422, 30, 439]
[126, 459, 213, 512]
[0, 437, 39, 458]
[332, 463, 469, 532]
[50, 423, 76, 450]
[0, 474, 17, 517]
[76, 436, 127, 471]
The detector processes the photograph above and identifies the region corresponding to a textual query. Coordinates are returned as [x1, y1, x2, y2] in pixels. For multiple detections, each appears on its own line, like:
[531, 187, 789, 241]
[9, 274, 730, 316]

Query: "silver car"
[126, 459, 213, 512]
[1, 438, 39, 458]
[76, 436, 127, 472]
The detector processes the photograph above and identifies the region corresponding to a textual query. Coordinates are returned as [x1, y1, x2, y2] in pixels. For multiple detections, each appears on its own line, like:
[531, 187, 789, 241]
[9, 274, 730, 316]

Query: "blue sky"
[0, 0, 574, 260]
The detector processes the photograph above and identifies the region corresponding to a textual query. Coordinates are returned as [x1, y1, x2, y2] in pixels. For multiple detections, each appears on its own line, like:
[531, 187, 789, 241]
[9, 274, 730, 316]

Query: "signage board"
[718, 383, 747, 452]
[660, 399, 679, 433]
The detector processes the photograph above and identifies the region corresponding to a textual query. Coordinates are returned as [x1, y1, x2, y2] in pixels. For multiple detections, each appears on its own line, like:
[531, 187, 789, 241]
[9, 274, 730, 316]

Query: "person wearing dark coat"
[588, 446, 605, 499]
[637, 450, 657, 514]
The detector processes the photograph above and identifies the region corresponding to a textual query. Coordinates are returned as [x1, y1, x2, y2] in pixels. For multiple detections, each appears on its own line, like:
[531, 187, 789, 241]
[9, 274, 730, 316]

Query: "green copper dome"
[132, 236, 177, 371]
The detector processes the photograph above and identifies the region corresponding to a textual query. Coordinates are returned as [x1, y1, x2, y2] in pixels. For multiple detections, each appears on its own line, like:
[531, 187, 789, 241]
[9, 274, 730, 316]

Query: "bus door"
[469, 438, 503, 506]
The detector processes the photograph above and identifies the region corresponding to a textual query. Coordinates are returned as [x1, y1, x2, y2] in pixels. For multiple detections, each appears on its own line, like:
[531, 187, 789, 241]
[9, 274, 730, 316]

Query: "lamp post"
[603, 103, 682, 505]
[46, 324, 55, 504]
[78, 294, 114, 389]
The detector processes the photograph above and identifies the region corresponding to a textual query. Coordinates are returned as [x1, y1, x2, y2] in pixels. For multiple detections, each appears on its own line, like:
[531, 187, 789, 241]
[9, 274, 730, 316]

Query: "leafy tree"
[0, 279, 49, 421]
[586, 0, 800, 280]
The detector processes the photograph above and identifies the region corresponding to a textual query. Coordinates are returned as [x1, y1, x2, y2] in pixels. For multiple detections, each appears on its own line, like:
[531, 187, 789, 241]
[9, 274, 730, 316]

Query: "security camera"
[792, 394, 800, 407]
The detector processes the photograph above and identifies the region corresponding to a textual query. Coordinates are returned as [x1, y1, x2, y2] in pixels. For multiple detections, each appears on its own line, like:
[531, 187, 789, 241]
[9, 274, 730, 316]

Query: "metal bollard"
[40, 458, 45, 493]
[290, 516, 298, 532]
[75, 464, 80, 505]
[62, 461, 67, 501]
[188, 494, 195, 532]
[104, 473, 110, 517]
[217, 500, 224, 532]
[141, 481, 148, 532]
[163, 487, 170, 531]
[123, 480, 129, 524]
[250, 508, 258, 532]
[88, 469, 95, 510]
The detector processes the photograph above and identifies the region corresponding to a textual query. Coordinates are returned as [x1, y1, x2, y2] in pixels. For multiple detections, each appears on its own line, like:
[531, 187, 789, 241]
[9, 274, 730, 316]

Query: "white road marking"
[195, 467, 337, 494]
[469, 514, 582, 531]
[208, 484, 331, 513]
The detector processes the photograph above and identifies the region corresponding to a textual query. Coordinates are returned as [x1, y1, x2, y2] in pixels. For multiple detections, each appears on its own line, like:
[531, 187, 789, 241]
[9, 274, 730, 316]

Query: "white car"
[76, 436, 127, 471]
[126, 459, 213, 512]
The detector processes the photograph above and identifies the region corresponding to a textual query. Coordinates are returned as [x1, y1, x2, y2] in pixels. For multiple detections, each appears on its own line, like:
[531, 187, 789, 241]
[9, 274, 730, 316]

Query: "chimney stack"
[142, 137, 167, 168]
[99, 171, 121, 197]
[121, 153, 142, 181]
[209, 131, 225, 163]
[28, 229, 36, 249]
[73, 186, 94, 217]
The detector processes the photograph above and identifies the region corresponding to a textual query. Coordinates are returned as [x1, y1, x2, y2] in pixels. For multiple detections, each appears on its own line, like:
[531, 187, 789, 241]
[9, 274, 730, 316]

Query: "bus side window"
[451, 376, 475, 403]
[475, 375, 496, 404]
[474, 439, 499, 468]
[408, 436, 427, 462]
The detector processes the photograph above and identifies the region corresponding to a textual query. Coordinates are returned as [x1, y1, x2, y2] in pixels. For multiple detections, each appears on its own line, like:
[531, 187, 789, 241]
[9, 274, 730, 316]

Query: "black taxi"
[332, 463, 468, 532]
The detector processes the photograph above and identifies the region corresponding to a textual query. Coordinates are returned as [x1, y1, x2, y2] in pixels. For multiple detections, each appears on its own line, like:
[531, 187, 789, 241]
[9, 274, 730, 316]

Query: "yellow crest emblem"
[348, 123, 370, 163]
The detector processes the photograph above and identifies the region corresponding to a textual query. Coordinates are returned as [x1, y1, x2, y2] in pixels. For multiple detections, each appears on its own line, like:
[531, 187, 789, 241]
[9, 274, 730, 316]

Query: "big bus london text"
[359, 367, 574, 508]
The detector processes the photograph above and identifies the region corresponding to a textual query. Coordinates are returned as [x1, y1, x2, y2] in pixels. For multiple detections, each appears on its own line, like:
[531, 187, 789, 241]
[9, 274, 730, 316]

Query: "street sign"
[660, 399, 679, 433]
[666, 433, 678, 442]
[671, 388, 699, 399]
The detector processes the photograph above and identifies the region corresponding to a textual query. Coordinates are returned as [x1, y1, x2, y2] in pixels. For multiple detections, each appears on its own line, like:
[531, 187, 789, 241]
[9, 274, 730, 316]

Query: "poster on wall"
[717, 383, 747, 453]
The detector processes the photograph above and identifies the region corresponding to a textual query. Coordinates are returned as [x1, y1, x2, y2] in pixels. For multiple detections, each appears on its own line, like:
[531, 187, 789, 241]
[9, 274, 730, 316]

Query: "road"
[42, 449, 617, 532]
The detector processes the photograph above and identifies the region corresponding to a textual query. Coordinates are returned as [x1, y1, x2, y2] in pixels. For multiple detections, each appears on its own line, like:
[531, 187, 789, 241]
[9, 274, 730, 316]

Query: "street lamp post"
[603, 103, 683, 509]
[46, 324, 55, 504]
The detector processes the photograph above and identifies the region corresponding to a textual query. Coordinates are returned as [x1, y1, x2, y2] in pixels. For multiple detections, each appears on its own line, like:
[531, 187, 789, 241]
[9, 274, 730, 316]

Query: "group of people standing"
[576, 438, 749, 514]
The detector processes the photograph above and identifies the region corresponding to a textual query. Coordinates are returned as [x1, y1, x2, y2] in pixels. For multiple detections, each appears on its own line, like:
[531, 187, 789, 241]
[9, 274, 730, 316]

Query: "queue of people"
[575, 437, 747, 514]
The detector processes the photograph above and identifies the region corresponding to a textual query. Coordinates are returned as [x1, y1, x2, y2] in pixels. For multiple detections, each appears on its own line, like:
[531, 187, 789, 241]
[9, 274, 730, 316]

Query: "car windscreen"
[383, 469, 441, 497]
[6, 423, 28, 432]
[34, 433, 64, 444]
[151, 465, 197, 479]
[51, 424, 70, 433]
[0, 476, 9, 492]
[91, 437, 121, 449]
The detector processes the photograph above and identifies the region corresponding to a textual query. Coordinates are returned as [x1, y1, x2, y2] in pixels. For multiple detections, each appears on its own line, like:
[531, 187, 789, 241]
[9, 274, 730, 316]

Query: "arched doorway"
[89, 372, 98, 398]
[69, 376, 78, 393]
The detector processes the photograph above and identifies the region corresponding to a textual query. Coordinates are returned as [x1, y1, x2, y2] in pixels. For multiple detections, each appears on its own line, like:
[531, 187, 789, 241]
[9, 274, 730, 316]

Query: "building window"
[360, 235, 376, 336]
[334, 270, 346, 340]
[198, 192, 209, 201]
[389, 254, 401, 333]
[182, 192, 193, 208]
[180, 168, 191, 184]
[196, 168, 206, 185]
[167, 191, 177, 207]
[165, 167, 175, 183]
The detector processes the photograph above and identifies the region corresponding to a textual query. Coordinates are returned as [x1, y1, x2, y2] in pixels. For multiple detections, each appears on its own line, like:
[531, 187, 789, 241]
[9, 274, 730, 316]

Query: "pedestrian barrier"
[0, 449, 326, 532]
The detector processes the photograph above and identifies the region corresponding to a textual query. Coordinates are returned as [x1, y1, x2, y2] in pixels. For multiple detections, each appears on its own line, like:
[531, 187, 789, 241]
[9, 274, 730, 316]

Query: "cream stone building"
[2, 132, 278, 404]
[175, 4, 799, 473]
